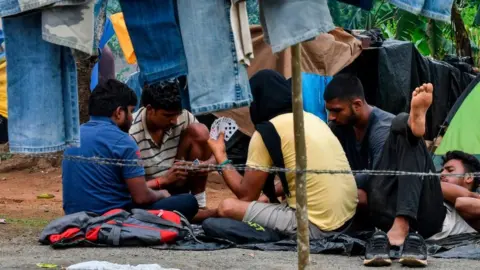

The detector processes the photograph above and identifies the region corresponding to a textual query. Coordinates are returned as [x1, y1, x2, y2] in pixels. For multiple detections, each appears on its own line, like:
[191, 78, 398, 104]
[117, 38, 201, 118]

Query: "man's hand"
[156, 189, 171, 199]
[164, 161, 189, 186]
[207, 132, 228, 163]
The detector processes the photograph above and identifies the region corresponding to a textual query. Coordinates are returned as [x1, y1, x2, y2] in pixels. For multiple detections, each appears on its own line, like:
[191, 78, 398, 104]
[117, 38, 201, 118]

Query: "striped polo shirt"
[129, 107, 197, 179]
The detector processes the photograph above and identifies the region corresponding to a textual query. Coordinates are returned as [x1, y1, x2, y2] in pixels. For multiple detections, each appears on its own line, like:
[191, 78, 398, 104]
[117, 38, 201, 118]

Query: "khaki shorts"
[243, 201, 350, 239]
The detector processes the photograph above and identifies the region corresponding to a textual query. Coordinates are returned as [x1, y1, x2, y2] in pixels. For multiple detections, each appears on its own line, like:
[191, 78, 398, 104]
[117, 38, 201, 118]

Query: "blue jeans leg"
[140, 194, 199, 222]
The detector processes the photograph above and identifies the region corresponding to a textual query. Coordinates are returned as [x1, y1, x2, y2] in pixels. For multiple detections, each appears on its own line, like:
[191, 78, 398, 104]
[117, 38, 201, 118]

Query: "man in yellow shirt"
[207, 70, 358, 238]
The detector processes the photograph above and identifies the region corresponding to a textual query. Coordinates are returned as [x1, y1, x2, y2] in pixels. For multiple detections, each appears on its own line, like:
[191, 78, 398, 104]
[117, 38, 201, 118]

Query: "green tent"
[433, 76, 480, 168]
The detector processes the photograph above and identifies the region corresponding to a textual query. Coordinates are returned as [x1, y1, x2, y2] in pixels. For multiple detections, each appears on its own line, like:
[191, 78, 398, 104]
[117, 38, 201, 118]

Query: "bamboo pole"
[291, 43, 310, 269]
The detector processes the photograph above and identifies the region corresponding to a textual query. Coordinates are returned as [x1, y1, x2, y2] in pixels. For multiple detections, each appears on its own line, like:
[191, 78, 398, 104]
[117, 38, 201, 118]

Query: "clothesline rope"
[3, 153, 478, 177]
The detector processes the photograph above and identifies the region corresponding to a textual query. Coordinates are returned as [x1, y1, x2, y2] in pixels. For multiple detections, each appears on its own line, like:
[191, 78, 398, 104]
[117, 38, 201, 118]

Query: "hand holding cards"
[209, 117, 238, 142]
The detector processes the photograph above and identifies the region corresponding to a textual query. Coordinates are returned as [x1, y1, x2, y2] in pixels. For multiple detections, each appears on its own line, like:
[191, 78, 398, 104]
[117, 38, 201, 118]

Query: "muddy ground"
[0, 158, 478, 269]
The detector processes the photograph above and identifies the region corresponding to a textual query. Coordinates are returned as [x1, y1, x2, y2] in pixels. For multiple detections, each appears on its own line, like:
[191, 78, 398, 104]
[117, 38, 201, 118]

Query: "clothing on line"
[0, 56, 7, 119]
[42, 0, 108, 55]
[119, 0, 188, 84]
[110, 12, 137, 65]
[337, 0, 374, 10]
[230, 0, 254, 66]
[0, 0, 60, 17]
[124, 71, 191, 113]
[124, 71, 143, 112]
[177, 0, 252, 115]
[389, 0, 454, 22]
[367, 113, 447, 239]
[258, 0, 335, 53]
[3, 12, 80, 153]
[90, 16, 115, 91]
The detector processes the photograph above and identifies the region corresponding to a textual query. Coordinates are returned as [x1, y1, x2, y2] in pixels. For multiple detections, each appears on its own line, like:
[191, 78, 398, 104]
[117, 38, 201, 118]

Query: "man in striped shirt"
[129, 79, 216, 222]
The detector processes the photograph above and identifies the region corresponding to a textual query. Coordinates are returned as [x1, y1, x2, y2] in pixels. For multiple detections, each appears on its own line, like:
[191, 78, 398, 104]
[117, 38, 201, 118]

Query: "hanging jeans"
[258, 0, 335, 53]
[177, 0, 252, 115]
[367, 113, 446, 239]
[389, 0, 454, 22]
[3, 12, 80, 153]
[119, 0, 187, 84]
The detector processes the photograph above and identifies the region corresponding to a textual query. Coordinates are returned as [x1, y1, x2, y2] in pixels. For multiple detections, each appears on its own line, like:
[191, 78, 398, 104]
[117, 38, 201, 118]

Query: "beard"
[118, 118, 132, 133]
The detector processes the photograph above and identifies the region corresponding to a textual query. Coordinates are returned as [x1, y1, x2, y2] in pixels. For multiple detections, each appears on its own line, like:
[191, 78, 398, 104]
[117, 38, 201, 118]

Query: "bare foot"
[408, 83, 433, 137]
[387, 216, 410, 246]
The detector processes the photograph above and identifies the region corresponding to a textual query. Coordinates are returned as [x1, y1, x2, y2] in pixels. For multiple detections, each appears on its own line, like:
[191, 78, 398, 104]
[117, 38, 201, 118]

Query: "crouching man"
[207, 70, 358, 239]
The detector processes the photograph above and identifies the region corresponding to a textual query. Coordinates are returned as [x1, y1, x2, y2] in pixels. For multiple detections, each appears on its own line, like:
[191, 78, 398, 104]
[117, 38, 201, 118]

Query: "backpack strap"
[105, 223, 122, 246]
[131, 209, 184, 230]
[255, 121, 290, 202]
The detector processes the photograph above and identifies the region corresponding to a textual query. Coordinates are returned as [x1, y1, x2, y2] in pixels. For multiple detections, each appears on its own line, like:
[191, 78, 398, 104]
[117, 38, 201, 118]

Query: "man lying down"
[323, 74, 480, 267]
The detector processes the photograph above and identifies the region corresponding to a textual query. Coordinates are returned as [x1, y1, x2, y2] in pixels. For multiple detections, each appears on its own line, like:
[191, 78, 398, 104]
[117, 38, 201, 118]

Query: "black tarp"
[340, 40, 475, 140]
[150, 218, 480, 260]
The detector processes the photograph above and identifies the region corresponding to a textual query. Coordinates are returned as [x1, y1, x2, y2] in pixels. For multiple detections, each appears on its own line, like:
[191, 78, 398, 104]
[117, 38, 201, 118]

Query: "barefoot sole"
[363, 257, 392, 267]
[399, 257, 428, 267]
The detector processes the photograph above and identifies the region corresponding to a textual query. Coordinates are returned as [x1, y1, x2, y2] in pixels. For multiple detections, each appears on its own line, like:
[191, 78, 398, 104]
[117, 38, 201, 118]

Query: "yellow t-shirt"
[247, 112, 358, 231]
[0, 58, 7, 119]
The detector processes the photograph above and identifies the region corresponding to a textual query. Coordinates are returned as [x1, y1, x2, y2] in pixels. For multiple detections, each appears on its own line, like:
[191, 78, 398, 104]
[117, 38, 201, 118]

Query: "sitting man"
[62, 79, 198, 221]
[129, 79, 216, 221]
[208, 70, 358, 239]
[325, 76, 480, 266]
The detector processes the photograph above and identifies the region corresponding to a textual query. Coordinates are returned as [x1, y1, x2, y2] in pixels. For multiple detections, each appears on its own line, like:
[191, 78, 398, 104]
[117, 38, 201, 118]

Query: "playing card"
[209, 117, 238, 141]
[218, 117, 238, 142]
[209, 118, 222, 140]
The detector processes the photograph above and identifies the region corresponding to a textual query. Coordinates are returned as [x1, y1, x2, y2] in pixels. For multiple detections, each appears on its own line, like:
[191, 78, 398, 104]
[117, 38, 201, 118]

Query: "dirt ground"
[0, 165, 234, 222]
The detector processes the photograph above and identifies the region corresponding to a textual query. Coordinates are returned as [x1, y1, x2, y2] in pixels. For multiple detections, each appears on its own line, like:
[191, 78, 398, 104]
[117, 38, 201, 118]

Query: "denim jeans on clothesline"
[3, 12, 80, 153]
[119, 0, 188, 84]
[177, 0, 252, 115]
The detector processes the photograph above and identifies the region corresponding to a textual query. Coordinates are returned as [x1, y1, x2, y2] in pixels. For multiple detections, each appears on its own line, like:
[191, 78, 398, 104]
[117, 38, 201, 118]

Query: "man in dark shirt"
[324, 74, 395, 191]
[62, 79, 198, 221]
[324, 75, 441, 266]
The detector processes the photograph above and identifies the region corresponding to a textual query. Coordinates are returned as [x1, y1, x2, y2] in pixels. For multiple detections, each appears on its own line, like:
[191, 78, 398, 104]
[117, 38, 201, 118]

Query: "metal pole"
[291, 43, 310, 269]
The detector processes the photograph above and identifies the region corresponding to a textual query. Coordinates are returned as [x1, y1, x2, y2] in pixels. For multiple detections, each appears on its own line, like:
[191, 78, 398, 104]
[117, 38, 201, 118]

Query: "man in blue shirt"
[62, 79, 198, 221]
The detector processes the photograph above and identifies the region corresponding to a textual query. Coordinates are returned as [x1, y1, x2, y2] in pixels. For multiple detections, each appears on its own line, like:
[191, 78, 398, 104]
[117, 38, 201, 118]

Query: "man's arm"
[119, 136, 170, 205]
[454, 197, 480, 231]
[441, 182, 480, 204]
[220, 164, 269, 201]
[126, 176, 170, 205]
[208, 132, 270, 201]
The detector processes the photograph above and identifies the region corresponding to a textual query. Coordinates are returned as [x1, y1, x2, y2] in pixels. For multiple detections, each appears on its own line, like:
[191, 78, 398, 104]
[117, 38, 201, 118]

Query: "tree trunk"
[451, 4, 472, 58]
[74, 51, 97, 124]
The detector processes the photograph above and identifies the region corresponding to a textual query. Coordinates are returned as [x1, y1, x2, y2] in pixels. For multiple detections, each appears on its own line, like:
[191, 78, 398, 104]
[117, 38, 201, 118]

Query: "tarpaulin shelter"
[433, 75, 480, 167]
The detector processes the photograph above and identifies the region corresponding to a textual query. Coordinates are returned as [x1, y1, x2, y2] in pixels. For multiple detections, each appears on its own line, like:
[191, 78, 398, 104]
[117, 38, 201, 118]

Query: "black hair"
[443, 150, 480, 191]
[89, 79, 138, 117]
[324, 73, 365, 102]
[141, 80, 182, 111]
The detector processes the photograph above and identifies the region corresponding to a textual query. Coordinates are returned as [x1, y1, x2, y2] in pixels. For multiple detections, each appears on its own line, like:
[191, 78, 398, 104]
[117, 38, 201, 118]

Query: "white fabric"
[428, 203, 477, 241]
[230, 0, 254, 66]
[195, 191, 207, 208]
[67, 261, 179, 270]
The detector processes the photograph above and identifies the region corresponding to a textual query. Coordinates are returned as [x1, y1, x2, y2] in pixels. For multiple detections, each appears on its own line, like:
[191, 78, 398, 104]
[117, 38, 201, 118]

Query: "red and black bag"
[39, 208, 198, 248]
